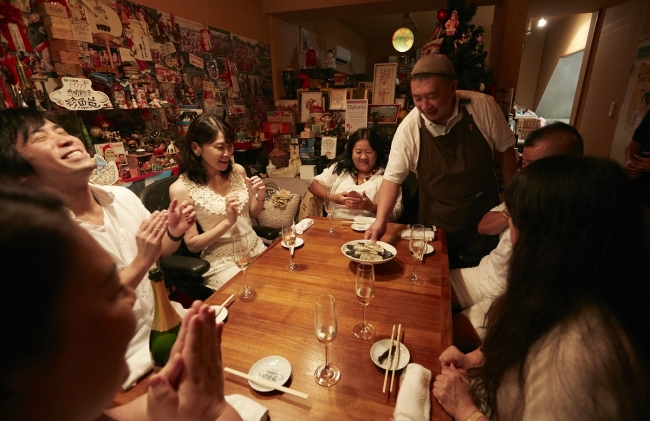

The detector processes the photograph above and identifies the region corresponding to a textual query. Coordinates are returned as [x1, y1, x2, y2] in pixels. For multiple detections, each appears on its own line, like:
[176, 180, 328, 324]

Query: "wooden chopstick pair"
[382, 323, 402, 393]
[224, 367, 309, 399]
[214, 294, 234, 319]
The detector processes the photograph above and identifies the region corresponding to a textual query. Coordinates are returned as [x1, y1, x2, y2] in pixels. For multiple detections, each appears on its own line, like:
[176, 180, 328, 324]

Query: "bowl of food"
[341, 240, 397, 265]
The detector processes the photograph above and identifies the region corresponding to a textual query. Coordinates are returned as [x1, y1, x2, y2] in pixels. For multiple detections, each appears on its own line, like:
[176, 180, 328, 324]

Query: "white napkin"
[295, 218, 314, 234]
[353, 215, 376, 224]
[225, 394, 269, 421]
[393, 363, 432, 421]
[400, 229, 435, 240]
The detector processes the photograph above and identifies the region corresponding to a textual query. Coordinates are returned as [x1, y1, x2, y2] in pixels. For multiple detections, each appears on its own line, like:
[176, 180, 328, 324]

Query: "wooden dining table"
[114, 216, 452, 420]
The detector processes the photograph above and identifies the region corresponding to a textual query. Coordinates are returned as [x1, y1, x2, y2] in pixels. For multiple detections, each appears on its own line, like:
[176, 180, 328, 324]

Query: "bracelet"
[167, 228, 184, 242]
[467, 411, 485, 421]
[254, 192, 265, 202]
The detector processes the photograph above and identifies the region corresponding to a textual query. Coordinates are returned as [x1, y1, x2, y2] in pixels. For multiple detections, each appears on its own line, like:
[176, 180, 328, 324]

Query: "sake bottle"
[148, 268, 183, 372]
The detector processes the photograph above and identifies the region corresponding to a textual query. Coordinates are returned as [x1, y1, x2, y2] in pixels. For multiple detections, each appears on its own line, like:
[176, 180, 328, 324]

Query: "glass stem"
[243, 269, 248, 291]
[413, 257, 418, 278]
[362, 305, 367, 327]
[328, 214, 332, 231]
[324, 344, 330, 370]
[289, 251, 293, 267]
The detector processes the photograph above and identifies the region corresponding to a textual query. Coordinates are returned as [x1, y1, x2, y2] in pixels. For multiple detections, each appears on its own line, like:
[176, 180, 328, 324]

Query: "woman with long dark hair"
[433, 155, 650, 420]
[170, 114, 266, 290]
[309, 128, 402, 220]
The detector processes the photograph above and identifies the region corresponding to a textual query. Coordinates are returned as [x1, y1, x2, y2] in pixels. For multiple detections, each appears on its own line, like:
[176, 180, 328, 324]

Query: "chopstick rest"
[224, 367, 309, 399]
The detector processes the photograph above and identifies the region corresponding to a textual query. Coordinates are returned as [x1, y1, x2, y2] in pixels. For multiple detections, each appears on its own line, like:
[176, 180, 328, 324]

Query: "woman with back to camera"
[170, 114, 266, 290]
[0, 182, 241, 421]
[309, 128, 403, 220]
[433, 155, 650, 420]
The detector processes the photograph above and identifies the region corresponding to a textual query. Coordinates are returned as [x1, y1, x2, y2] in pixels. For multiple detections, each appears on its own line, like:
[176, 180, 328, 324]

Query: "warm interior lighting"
[526, 19, 532, 35]
[538, 18, 547, 27]
[392, 13, 415, 52]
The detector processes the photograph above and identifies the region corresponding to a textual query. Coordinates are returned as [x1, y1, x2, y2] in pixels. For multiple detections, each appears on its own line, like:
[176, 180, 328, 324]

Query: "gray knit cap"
[411, 54, 455, 77]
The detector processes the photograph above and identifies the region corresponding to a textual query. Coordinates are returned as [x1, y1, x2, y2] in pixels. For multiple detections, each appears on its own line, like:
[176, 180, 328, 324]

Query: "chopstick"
[224, 367, 309, 399]
[390, 324, 402, 393]
[382, 324, 396, 393]
[340, 220, 355, 225]
[214, 294, 234, 318]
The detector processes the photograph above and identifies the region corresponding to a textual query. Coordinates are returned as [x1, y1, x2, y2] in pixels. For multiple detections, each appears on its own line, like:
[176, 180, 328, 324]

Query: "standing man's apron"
[416, 102, 500, 265]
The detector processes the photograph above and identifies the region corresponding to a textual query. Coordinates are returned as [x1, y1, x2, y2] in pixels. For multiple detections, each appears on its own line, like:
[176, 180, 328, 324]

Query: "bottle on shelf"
[148, 267, 183, 372]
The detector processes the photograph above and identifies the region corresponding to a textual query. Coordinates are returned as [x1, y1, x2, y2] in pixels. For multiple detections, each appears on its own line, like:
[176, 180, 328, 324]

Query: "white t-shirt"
[310, 165, 403, 221]
[384, 90, 516, 185]
[74, 184, 154, 388]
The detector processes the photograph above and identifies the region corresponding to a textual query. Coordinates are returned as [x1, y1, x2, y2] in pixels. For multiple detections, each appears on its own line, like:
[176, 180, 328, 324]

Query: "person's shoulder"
[457, 89, 496, 104]
[232, 163, 247, 177]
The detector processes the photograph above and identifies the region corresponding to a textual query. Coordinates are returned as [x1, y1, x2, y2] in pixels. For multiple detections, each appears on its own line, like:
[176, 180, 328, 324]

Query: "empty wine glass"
[406, 224, 425, 285]
[314, 294, 340, 386]
[233, 234, 256, 301]
[282, 220, 298, 272]
[353, 263, 375, 340]
[324, 192, 336, 234]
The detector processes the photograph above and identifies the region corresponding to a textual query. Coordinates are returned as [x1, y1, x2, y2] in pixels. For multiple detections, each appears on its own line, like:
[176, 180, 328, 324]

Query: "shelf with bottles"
[52, 107, 180, 182]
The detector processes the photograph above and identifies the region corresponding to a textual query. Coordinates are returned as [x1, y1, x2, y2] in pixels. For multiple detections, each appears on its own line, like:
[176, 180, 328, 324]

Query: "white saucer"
[209, 305, 229, 323]
[247, 356, 292, 392]
[370, 339, 410, 370]
[351, 223, 370, 232]
[281, 237, 304, 248]
[424, 244, 434, 255]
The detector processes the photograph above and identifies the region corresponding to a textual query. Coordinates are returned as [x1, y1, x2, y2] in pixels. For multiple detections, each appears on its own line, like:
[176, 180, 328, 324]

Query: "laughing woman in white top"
[309, 128, 403, 221]
[169, 115, 266, 290]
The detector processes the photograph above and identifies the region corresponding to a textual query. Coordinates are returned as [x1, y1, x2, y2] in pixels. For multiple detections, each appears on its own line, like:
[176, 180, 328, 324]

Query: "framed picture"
[300, 27, 309, 53]
[368, 104, 400, 124]
[330, 88, 347, 110]
[300, 91, 323, 122]
[312, 124, 322, 135]
[373, 63, 398, 105]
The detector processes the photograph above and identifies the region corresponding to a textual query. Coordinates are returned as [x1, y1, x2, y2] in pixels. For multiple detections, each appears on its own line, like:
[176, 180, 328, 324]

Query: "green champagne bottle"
[148, 268, 183, 372]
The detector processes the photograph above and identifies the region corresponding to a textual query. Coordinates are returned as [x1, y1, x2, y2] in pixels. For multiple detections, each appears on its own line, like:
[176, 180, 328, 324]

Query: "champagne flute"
[324, 192, 336, 234]
[233, 234, 256, 301]
[353, 263, 375, 340]
[314, 294, 341, 386]
[406, 224, 425, 285]
[282, 220, 298, 272]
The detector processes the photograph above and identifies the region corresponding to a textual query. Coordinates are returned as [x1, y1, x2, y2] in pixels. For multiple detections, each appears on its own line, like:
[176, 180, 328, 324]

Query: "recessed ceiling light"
[538, 18, 547, 27]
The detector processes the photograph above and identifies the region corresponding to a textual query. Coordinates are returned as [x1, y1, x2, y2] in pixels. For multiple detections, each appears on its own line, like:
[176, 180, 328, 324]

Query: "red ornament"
[437, 9, 448, 23]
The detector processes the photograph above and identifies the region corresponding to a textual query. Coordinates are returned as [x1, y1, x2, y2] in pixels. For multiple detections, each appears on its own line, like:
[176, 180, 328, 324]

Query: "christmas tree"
[427, 0, 492, 93]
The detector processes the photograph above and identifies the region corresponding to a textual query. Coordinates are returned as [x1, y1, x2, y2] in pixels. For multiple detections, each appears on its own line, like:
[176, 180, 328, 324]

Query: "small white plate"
[281, 237, 304, 248]
[247, 356, 292, 392]
[209, 305, 229, 323]
[351, 223, 370, 232]
[370, 339, 410, 370]
[424, 244, 434, 255]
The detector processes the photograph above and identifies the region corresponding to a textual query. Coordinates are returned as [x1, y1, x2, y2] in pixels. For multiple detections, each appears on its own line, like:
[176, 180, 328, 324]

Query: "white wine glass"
[353, 263, 375, 340]
[314, 294, 340, 386]
[233, 234, 256, 301]
[406, 224, 425, 285]
[324, 192, 336, 234]
[282, 220, 298, 272]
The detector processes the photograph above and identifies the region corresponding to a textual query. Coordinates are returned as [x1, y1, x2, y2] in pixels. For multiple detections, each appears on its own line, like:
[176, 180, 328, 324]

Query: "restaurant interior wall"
[533, 13, 592, 112]
[573, 0, 650, 158]
[268, 16, 367, 100]
[364, 7, 495, 77]
[135, 0, 270, 43]
[515, 23, 546, 110]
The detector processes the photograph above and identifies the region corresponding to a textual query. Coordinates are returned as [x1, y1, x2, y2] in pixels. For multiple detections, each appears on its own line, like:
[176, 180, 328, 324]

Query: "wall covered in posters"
[0, 0, 274, 133]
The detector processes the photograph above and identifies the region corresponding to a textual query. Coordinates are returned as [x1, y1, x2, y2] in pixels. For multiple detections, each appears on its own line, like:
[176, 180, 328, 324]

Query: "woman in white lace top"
[170, 115, 266, 290]
[309, 128, 403, 221]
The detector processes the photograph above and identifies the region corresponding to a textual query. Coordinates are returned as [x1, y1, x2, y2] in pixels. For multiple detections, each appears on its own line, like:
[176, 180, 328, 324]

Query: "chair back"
[138, 175, 179, 212]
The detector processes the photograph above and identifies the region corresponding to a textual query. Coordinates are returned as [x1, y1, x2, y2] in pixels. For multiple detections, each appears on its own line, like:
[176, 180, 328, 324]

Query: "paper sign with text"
[49, 77, 112, 110]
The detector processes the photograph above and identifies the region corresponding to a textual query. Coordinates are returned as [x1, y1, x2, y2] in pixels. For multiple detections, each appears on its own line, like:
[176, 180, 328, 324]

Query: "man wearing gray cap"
[366, 54, 517, 268]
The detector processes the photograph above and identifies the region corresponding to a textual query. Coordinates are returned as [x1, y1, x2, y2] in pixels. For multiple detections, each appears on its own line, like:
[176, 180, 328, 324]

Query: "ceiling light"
[526, 19, 532, 35]
[393, 13, 415, 52]
[538, 18, 547, 27]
